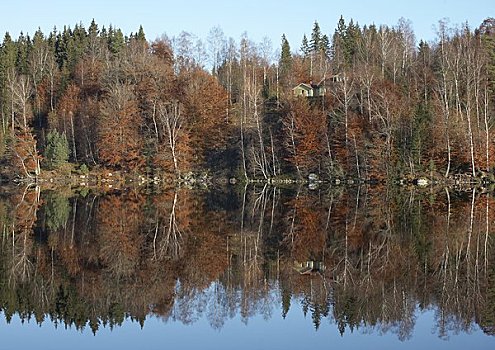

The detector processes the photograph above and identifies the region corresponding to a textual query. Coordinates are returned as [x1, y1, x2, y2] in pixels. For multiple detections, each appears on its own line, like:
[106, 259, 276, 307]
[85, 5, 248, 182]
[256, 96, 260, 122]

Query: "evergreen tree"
[1, 32, 18, 68]
[44, 129, 69, 169]
[331, 16, 347, 67]
[336, 15, 347, 42]
[55, 26, 70, 68]
[344, 19, 361, 64]
[279, 34, 292, 85]
[281, 285, 291, 319]
[31, 28, 45, 52]
[45, 191, 70, 231]
[100, 26, 108, 41]
[319, 34, 331, 58]
[47, 27, 57, 53]
[15, 32, 31, 74]
[301, 34, 310, 57]
[479, 18, 495, 92]
[410, 102, 432, 167]
[108, 26, 124, 55]
[0, 32, 17, 127]
[310, 21, 321, 53]
[136, 25, 146, 42]
[88, 19, 99, 38]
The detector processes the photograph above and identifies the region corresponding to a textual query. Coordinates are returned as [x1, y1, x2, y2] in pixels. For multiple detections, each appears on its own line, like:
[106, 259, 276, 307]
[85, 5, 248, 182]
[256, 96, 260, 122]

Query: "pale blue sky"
[0, 0, 493, 50]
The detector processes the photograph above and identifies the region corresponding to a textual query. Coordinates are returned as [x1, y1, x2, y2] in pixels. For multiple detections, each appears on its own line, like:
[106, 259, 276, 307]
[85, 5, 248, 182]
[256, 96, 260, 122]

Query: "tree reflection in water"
[0, 184, 494, 338]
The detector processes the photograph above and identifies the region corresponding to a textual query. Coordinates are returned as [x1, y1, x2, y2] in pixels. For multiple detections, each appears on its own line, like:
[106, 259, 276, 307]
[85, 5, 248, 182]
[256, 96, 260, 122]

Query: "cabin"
[327, 73, 345, 83]
[292, 74, 345, 98]
[292, 83, 315, 97]
[292, 81, 326, 97]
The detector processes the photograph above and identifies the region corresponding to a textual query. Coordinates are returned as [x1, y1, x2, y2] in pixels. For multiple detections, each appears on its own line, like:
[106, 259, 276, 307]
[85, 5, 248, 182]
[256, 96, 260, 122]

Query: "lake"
[0, 184, 494, 349]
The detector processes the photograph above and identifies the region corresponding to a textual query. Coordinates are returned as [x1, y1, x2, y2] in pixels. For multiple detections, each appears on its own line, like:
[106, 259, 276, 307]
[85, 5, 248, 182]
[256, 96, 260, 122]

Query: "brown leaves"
[98, 193, 145, 278]
[284, 97, 327, 175]
[180, 68, 229, 165]
[97, 84, 144, 170]
[12, 127, 41, 177]
[285, 195, 327, 262]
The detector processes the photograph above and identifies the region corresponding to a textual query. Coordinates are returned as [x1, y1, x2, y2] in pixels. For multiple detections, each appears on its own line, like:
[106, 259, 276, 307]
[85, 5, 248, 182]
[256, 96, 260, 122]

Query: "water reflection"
[0, 184, 494, 340]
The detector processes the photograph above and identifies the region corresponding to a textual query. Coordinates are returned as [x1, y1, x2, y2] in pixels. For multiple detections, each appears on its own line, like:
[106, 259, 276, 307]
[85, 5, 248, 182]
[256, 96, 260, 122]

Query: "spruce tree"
[301, 34, 310, 57]
[108, 27, 124, 55]
[15, 31, 31, 74]
[44, 130, 69, 169]
[45, 192, 70, 231]
[88, 19, 99, 38]
[319, 34, 331, 58]
[479, 18, 495, 92]
[310, 21, 321, 54]
[1, 32, 18, 68]
[279, 34, 292, 85]
[336, 16, 347, 42]
[0, 32, 17, 124]
[344, 19, 360, 64]
[136, 25, 146, 42]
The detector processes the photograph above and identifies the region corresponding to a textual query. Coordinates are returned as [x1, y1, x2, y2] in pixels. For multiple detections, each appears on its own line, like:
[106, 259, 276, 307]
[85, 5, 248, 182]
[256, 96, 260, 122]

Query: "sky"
[0, 0, 493, 52]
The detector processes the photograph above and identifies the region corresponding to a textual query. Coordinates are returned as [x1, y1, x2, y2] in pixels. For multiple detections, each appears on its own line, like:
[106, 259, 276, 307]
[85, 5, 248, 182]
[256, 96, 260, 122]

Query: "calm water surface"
[0, 184, 494, 349]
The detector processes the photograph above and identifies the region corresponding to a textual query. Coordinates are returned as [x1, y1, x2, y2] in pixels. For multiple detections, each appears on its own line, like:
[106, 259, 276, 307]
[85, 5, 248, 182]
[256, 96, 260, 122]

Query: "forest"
[0, 17, 494, 183]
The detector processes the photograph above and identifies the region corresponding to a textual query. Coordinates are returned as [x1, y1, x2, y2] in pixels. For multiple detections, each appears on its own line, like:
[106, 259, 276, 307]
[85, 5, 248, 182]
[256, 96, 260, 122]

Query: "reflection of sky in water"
[1, 293, 493, 350]
[1, 187, 495, 349]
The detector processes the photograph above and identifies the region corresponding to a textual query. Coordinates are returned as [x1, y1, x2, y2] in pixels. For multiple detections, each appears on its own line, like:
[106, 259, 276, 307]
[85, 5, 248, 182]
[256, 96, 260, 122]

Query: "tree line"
[0, 17, 494, 181]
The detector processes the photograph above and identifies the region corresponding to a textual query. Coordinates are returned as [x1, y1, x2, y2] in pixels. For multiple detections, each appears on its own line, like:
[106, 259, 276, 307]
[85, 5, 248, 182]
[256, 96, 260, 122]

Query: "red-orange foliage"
[150, 39, 174, 67]
[97, 84, 144, 170]
[34, 78, 51, 115]
[284, 97, 327, 175]
[12, 128, 41, 177]
[181, 68, 229, 166]
[74, 56, 104, 96]
[287, 195, 326, 262]
[98, 194, 145, 278]
[291, 56, 311, 84]
[54, 83, 80, 131]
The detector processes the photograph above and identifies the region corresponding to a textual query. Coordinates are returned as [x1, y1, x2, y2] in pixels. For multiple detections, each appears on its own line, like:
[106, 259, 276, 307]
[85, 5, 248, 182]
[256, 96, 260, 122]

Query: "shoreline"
[1, 169, 493, 192]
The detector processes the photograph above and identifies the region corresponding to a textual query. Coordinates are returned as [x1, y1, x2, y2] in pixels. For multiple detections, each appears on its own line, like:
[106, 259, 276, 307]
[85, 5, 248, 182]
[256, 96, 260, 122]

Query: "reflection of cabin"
[292, 74, 345, 98]
[327, 73, 345, 83]
[294, 261, 326, 275]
